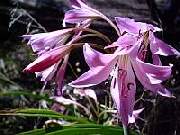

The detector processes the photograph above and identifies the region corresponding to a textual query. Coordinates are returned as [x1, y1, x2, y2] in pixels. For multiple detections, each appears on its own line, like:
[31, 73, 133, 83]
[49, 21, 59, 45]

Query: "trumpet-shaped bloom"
[64, 0, 121, 36]
[115, 17, 180, 58]
[23, 28, 75, 96]
[115, 17, 161, 35]
[70, 43, 173, 126]
[23, 28, 73, 55]
[23, 45, 73, 73]
[22, 28, 73, 82]
[22, 1, 180, 126]
[64, 0, 101, 24]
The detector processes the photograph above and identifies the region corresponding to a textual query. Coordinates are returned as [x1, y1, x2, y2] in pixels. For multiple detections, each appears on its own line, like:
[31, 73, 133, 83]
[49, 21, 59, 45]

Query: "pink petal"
[116, 34, 137, 46]
[36, 62, 60, 81]
[115, 17, 158, 34]
[22, 29, 72, 54]
[135, 58, 172, 84]
[157, 87, 174, 98]
[104, 42, 119, 49]
[23, 45, 72, 72]
[64, 9, 100, 24]
[69, 44, 117, 88]
[152, 54, 162, 65]
[69, 0, 87, 8]
[115, 17, 145, 34]
[64, 0, 104, 24]
[52, 96, 90, 114]
[117, 60, 136, 126]
[83, 43, 116, 68]
[55, 54, 69, 96]
[132, 59, 173, 97]
[106, 34, 137, 50]
[114, 34, 139, 56]
[128, 108, 144, 123]
[150, 36, 180, 56]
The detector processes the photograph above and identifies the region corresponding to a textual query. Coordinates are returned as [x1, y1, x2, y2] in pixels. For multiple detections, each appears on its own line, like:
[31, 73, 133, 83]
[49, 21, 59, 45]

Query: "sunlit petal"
[135, 58, 172, 84]
[132, 60, 173, 97]
[150, 36, 180, 56]
[70, 44, 117, 88]
[22, 29, 72, 54]
[23, 45, 72, 72]
[117, 60, 136, 126]
[129, 108, 144, 123]
[115, 17, 160, 34]
[36, 63, 60, 81]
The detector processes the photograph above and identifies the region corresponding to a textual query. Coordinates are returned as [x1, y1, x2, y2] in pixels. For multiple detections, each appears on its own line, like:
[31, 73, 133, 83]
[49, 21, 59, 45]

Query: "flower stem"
[123, 124, 128, 135]
[89, 7, 121, 36]
[74, 27, 111, 43]
[72, 33, 110, 43]
[103, 16, 121, 36]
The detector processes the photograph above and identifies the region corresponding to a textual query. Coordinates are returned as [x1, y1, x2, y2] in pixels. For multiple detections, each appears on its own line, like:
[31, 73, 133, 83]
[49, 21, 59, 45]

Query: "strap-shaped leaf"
[0, 108, 91, 124]
[17, 124, 137, 135]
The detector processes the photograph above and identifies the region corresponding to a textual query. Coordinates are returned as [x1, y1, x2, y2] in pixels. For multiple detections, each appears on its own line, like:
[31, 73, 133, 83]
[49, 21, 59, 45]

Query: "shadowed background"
[0, 0, 180, 134]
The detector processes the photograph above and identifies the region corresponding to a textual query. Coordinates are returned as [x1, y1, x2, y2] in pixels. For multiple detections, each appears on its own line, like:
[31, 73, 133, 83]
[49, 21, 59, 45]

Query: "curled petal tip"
[157, 88, 175, 98]
[68, 82, 79, 88]
[23, 66, 34, 73]
[22, 68, 28, 73]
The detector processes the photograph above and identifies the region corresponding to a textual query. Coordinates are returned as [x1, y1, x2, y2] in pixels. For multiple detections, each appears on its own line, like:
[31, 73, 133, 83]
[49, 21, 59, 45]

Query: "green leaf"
[17, 128, 45, 135]
[0, 72, 21, 87]
[64, 124, 121, 129]
[17, 124, 137, 135]
[45, 127, 123, 135]
[0, 108, 91, 124]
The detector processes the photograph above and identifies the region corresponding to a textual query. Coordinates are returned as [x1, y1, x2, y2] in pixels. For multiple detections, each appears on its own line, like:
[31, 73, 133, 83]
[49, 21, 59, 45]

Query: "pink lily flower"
[69, 43, 173, 126]
[23, 45, 73, 73]
[23, 26, 100, 95]
[115, 17, 180, 62]
[23, 28, 75, 96]
[64, 0, 121, 36]
[22, 28, 73, 55]
[64, 0, 103, 24]
[23, 29, 73, 82]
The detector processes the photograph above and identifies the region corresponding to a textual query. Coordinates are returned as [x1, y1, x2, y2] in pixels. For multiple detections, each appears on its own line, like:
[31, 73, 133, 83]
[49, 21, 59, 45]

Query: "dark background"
[0, 0, 180, 134]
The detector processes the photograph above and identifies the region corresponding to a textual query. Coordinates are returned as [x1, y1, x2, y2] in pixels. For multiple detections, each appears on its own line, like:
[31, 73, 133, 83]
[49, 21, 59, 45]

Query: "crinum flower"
[69, 42, 173, 125]
[22, 28, 73, 82]
[23, 0, 102, 95]
[69, 18, 179, 126]
[64, 0, 120, 36]
[115, 17, 180, 63]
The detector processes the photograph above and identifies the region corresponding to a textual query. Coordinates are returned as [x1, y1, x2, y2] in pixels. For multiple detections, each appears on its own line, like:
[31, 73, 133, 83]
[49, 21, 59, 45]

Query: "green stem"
[123, 124, 128, 135]
[103, 16, 121, 36]
[72, 34, 110, 44]
[73, 27, 111, 43]
[88, 7, 121, 36]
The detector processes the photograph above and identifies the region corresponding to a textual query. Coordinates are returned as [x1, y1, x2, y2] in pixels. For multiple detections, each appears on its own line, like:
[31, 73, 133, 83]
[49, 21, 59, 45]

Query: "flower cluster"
[23, 0, 179, 126]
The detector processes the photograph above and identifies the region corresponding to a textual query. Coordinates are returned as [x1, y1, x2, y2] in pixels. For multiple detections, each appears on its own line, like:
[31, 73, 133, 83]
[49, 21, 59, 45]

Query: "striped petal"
[132, 59, 173, 97]
[117, 60, 136, 126]
[115, 17, 160, 34]
[64, 0, 104, 24]
[23, 45, 72, 72]
[22, 29, 72, 54]
[135, 58, 172, 84]
[70, 44, 117, 88]
[64, 8, 101, 24]
[150, 35, 180, 56]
